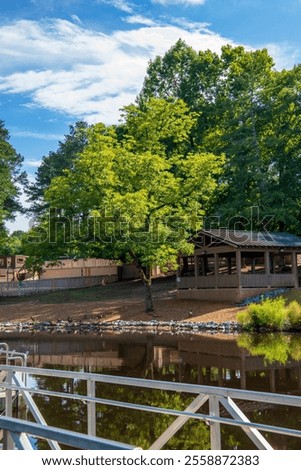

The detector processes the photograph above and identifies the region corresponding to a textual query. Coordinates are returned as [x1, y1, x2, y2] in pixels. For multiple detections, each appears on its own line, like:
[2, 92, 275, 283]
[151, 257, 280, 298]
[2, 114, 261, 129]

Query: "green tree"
[1, 230, 25, 255]
[211, 46, 275, 225]
[26, 121, 88, 215]
[258, 65, 301, 232]
[0, 120, 26, 249]
[139, 41, 301, 233]
[138, 39, 223, 151]
[44, 99, 224, 312]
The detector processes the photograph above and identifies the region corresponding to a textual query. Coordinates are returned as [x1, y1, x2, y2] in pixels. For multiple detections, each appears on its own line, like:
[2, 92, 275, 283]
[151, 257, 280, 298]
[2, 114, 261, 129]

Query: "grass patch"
[237, 296, 301, 331]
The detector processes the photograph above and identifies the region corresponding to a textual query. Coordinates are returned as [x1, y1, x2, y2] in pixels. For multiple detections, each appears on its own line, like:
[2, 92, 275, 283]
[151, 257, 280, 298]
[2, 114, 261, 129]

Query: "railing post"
[3, 369, 14, 450]
[209, 396, 221, 450]
[87, 379, 96, 436]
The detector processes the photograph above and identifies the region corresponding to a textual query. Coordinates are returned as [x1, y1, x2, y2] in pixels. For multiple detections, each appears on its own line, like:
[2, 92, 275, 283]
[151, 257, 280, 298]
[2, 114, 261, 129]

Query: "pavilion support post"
[214, 253, 219, 289]
[194, 254, 198, 276]
[264, 251, 270, 275]
[236, 250, 242, 288]
[194, 254, 198, 288]
[176, 257, 181, 278]
[291, 252, 299, 288]
[264, 251, 271, 288]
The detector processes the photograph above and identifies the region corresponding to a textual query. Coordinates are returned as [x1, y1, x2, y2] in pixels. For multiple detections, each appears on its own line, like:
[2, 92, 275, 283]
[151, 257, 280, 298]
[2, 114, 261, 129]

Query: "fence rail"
[1, 364, 301, 450]
[0, 416, 135, 450]
[241, 273, 295, 287]
[178, 273, 296, 289]
[0, 275, 118, 296]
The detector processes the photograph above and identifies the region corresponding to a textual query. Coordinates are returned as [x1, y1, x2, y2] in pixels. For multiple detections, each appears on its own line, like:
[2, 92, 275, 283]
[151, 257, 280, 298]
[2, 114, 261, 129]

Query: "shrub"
[287, 300, 301, 329]
[237, 297, 287, 330]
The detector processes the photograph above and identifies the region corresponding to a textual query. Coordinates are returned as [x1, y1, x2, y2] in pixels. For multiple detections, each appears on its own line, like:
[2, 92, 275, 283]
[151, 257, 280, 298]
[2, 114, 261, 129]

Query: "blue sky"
[2, 0, 301, 231]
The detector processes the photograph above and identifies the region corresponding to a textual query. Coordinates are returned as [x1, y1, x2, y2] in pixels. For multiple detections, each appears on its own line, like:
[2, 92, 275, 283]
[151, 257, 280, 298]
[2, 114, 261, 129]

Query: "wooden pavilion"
[177, 229, 301, 302]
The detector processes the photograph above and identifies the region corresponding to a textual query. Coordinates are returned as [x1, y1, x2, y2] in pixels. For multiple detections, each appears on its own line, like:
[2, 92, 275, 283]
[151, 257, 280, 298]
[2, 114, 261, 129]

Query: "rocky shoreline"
[0, 319, 241, 335]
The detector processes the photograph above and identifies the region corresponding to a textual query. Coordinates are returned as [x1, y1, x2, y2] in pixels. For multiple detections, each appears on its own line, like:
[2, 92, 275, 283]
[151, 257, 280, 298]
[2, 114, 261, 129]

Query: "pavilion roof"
[198, 229, 301, 249]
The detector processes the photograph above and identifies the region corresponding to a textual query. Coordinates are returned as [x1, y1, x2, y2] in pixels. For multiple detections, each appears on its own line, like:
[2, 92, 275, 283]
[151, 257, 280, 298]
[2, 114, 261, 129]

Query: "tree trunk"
[137, 265, 154, 313]
[144, 279, 154, 313]
[130, 251, 154, 313]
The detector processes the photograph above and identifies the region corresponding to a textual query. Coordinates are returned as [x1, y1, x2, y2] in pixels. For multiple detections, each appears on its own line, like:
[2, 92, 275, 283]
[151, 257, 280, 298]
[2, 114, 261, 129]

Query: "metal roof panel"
[200, 229, 301, 248]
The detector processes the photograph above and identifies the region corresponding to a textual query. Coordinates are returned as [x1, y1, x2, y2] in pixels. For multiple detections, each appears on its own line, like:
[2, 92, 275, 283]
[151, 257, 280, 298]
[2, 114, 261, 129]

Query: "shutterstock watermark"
[27, 206, 275, 245]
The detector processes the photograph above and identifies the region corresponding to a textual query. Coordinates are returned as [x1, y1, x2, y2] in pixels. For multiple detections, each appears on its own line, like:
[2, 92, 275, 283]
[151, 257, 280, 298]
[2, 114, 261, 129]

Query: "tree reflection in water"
[237, 333, 301, 365]
[4, 331, 301, 449]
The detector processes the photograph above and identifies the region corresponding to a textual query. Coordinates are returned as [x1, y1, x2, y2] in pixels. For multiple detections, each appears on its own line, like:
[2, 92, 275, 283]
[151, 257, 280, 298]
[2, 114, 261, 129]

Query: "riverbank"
[0, 275, 242, 325]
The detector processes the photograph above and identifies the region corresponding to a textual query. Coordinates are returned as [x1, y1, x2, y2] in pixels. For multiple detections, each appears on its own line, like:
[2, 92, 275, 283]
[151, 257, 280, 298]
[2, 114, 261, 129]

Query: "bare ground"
[0, 275, 243, 324]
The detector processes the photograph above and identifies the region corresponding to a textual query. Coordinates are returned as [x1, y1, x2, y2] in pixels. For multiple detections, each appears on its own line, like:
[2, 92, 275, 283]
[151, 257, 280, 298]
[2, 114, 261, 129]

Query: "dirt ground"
[0, 275, 243, 324]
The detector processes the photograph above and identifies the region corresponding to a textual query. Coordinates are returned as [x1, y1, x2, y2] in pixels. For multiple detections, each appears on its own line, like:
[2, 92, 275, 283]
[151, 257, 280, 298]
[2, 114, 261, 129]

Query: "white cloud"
[124, 15, 157, 26]
[10, 130, 63, 141]
[26, 159, 43, 167]
[261, 42, 301, 69]
[97, 0, 134, 13]
[70, 14, 82, 25]
[3, 17, 297, 125]
[0, 18, 238, 124]
[169, 17, 211, 32]
[152, 0, 206, 5]
[0, 19, 116, 74]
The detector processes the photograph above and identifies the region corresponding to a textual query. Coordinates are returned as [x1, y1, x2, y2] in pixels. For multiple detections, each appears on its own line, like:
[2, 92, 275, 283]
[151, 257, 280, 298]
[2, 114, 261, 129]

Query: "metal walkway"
[1, 344, 301, 450]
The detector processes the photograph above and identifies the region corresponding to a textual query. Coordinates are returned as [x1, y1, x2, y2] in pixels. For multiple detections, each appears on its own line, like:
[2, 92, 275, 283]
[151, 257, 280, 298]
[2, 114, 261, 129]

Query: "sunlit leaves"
[43, 98, 223, 310]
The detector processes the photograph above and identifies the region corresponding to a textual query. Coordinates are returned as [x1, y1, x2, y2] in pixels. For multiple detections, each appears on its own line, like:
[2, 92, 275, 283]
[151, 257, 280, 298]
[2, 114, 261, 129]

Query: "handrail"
[3, 380, 301, 439]
[0, 416, 136, 450]
[1, 364, 301, 450]
[0, 343, 9, 364]
[0, 345, 28, 366]
[1, 364, 301, 406]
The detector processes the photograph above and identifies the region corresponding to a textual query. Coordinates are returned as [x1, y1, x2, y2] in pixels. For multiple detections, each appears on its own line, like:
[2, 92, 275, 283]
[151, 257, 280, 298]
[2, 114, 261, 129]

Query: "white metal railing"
[0, 343, 28, 386]
[1, 364, 301, 450]
[0, 416, 135, 450]
[0, 343, 28, 366]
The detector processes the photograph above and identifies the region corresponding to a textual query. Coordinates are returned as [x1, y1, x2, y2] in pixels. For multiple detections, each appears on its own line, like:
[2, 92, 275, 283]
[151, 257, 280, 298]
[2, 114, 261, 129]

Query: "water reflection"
[2, 331, 301, 449]
[237, 333, 301, 365]
[2, 331, 301, 394]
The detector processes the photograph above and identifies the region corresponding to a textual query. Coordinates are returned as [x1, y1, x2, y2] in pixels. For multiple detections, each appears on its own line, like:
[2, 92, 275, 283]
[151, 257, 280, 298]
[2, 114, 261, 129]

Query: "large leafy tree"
[44, 98, 224, 311]
[258, 65, 301, 231]
[138, 39, 223, 150]
[139, 41, 301, 233]
[210, 46, 275, 225]
[0, 120, 26, 248]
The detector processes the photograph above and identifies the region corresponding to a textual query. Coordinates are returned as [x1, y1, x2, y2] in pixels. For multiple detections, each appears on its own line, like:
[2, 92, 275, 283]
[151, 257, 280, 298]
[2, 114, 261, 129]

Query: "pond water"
[1, 330, 301, 450]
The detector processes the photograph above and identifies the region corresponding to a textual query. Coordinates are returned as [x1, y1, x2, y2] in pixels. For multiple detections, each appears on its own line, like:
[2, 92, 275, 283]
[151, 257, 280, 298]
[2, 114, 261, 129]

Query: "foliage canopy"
[42, 98, 224, 310]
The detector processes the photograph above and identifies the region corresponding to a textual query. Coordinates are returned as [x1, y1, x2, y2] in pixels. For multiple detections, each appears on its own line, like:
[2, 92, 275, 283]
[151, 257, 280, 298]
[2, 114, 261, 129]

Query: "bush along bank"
[237, 297, 301, 331]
